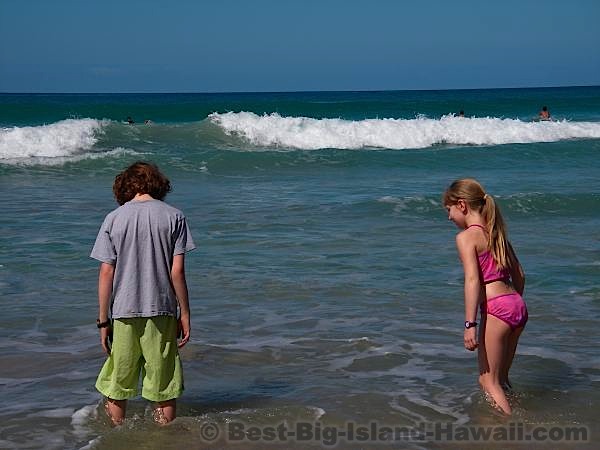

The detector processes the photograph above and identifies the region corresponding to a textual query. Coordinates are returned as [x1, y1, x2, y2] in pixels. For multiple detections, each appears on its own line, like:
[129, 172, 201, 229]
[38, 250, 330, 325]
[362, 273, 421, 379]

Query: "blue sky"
[1, 0, 599, 93]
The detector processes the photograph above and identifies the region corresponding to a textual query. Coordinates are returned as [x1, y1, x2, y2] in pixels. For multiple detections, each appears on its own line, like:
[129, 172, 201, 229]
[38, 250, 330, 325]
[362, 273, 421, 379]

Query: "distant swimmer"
[538, 106, 551, 121]
[458, 110, 465, 117]
[126, 117, 135, 124]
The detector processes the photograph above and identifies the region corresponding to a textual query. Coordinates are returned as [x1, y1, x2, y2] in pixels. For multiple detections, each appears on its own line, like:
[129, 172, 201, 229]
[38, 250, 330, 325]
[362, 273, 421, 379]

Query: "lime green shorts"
[95, 316, 183, 402]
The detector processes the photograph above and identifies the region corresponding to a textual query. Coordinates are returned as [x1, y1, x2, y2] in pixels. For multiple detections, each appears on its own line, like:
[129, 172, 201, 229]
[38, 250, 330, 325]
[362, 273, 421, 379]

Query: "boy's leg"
[96, 319, 144, 424]
[105, 398, 127, 426]
[140, 316, 184, 423]
[153, 399, 176, 425]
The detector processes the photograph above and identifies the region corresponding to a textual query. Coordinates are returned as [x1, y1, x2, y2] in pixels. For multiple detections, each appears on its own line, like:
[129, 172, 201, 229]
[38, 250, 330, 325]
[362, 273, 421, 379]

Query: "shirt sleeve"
[173, 216, 196, 255]
[90, 216, 117, 265]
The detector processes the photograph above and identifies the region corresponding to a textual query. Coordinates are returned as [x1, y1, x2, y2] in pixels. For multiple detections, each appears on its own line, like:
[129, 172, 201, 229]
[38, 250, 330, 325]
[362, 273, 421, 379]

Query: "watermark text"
[197, 420, 589, 446]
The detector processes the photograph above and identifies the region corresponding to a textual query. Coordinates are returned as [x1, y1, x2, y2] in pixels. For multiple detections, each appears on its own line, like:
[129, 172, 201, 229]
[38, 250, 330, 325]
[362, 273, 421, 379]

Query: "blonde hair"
[443, 178, 511, 270]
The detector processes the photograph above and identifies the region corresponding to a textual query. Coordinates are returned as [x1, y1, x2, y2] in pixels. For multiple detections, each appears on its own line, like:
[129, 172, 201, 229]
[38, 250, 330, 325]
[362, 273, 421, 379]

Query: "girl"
[443, 178, 527, 415]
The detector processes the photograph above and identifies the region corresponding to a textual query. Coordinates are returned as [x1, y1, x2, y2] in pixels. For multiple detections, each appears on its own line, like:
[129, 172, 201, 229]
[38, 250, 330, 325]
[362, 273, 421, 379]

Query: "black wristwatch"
[96, 319, 111, 329]
[464, 321, 478, 329]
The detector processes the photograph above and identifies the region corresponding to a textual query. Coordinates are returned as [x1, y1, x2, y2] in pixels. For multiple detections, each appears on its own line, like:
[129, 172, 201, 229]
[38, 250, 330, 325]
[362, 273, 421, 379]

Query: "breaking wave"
[0, 118, 107, 160]
[209, 112, 600, 150]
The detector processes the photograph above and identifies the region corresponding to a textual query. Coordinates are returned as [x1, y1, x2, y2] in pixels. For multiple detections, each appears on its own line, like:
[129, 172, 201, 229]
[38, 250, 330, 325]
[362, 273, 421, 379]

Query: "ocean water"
[1, 87, 599, 449]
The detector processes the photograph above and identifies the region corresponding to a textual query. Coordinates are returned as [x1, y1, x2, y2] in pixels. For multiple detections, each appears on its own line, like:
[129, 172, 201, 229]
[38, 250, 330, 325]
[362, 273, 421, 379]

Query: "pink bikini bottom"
[482, 292, 528, 330]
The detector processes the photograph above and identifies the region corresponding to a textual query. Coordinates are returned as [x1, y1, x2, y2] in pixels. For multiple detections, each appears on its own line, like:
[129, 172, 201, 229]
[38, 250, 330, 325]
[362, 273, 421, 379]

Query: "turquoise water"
[1, 87, 599, 449]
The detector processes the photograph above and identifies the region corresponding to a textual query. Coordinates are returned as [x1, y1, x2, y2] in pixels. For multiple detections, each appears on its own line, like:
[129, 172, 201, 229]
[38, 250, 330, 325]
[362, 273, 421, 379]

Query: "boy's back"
[91, 198, 195, 318]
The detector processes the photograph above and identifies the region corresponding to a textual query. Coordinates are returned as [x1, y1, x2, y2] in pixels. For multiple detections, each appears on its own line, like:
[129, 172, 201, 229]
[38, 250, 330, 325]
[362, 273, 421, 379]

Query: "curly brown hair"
[113, 161, 171, 205]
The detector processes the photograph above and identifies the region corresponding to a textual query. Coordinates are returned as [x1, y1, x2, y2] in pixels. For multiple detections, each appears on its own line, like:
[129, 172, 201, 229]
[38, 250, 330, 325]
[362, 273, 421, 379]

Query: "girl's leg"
[105, 398, 127, 426]
[478, 314, 512, 415]
[153, 399, 176, 425]
[501, 326, 524, 388]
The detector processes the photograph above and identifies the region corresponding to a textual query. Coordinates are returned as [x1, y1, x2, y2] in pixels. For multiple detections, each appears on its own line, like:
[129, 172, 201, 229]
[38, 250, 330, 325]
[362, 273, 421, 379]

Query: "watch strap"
[97, 319, 111, 329]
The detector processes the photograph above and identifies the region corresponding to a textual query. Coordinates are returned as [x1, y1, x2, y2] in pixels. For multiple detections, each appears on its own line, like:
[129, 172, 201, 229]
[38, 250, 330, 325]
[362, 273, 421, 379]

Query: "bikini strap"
[467, 224, 487, 232]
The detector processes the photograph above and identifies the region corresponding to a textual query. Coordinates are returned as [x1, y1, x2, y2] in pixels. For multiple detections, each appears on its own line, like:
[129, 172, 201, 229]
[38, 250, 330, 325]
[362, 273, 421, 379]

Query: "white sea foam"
[71, 404, 97, 426]
[0, 118, 106, 160]
[311, 406, 326, 420]
[1, 146, 138, 166]
[72, 404, 99, 445]
[29, 407, 76, 419]
[210, 112, 600, 150]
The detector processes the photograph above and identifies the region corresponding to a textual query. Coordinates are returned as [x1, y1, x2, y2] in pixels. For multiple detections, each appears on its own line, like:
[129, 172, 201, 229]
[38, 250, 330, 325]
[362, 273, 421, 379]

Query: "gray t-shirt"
[90, 199, 196, 319]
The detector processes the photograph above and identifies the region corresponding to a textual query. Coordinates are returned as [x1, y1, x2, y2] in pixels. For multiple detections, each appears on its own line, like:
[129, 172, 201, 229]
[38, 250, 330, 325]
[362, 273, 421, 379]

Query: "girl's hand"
[464, 327, 478, 351]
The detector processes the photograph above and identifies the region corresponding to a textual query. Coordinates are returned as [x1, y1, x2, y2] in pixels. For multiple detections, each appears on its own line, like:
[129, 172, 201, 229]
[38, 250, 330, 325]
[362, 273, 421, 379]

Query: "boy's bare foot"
[104, 398, 125, 426]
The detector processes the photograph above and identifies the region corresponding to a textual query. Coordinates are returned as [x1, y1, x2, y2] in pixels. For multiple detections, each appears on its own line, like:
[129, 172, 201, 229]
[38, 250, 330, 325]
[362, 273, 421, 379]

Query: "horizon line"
[1, 84, 599, 96]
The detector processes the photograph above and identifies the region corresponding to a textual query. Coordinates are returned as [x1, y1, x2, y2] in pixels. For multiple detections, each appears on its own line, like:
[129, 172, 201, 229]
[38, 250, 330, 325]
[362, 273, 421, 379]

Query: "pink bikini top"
[468, 224, 511, 284]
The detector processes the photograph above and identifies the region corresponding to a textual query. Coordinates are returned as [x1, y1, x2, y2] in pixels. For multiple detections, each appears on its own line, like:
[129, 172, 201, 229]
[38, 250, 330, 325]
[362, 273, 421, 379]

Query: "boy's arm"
[98, 262, 115, 355]
[171, 254, 191, 348]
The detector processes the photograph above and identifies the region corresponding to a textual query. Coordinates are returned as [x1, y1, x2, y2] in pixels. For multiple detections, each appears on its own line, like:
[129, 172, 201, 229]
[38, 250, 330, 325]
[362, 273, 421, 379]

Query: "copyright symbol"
[199, 421, 220, 442]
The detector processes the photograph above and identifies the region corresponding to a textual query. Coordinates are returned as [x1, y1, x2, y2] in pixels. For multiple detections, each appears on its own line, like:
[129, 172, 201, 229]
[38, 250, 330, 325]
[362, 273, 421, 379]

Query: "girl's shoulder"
[456, 226, 487, 253]
[456, 225, 482, 240]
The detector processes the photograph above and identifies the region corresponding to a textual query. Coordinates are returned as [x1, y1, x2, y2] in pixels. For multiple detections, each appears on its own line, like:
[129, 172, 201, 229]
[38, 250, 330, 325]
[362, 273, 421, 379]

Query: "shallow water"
[1, 88, 599, 449]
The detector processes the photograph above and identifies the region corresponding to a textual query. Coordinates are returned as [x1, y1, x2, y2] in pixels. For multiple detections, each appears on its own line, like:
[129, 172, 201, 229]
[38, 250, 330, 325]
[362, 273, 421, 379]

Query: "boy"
[91, 161, 195, 425]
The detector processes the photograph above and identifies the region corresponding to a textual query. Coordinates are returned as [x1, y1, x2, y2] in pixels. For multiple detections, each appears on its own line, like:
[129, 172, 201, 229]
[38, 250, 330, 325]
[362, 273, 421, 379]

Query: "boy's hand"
[178, 315, 191, 348]
[100, 327, 112, 355]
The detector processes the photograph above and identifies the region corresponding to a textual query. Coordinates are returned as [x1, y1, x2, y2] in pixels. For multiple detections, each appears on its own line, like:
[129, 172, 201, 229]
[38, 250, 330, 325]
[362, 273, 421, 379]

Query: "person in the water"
[91, 161, 195, 426]
[443, 178, 528, 416]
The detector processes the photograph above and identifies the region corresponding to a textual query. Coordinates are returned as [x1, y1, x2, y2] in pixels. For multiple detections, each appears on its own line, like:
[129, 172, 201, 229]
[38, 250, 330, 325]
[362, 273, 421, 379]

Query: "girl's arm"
[508, 242, 525, 295]
[456, 232, 481, 351]
[171, 254, 191, 348]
